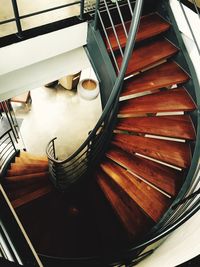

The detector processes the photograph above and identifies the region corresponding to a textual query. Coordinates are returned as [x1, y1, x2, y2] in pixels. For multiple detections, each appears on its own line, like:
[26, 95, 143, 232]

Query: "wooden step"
[116, 38, 179, 76]
[106, 146, 183, 196]
[7, 163, 49, 176]
[10, 184, 53, 208]
[96, 170, 154, 237]
[112, 134, 192, 168]
[100, 160, 171, 222]
[15, 156, 47, 164]
[120, 61, 190, 98]
[19, 151, 47, 161]
[7, 178, 51, 202]
[105, 13, 171, 52]
[5, 172, 49, 184]
[116, 115, 196, 140]
[118, 88, 196, 117]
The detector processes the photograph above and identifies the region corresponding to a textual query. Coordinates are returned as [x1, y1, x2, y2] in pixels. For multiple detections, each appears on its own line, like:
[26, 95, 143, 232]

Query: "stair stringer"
[86, 22, 117, 108]
[145, 0, 200, 233]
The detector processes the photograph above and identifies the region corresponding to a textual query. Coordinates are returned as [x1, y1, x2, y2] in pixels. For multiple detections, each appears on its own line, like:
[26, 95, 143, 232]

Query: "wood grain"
[120, 61, 190, 97]
[118, 88, 197, 116]
[106, 146, 183, 196]
[96, 170, 154, 237]
[116, 38, 179, 76]
[112, 134, 192, 168]
[105, 13, 171, 52]
[116, 115, 196, 140]
[100, 160, 171, 222]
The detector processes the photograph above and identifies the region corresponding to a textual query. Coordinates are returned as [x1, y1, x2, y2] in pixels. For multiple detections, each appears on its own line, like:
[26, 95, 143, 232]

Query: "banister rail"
[46, 0, 200, 264]
[46, 0, 144, 189]
[0, 0, 85, 39]
[0, 129, 18, 176]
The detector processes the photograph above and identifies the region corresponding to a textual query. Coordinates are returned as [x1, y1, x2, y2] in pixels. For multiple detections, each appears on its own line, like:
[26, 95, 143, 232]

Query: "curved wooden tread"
[105, 13, 171, 52]
[106, 146, 183, 197]
[118, 88, 197, 116]
[120, 61, 190, 98]
[112, 134, 192, 168]
[100, 160, 171, 222]
[96, 170, 154, 237]
[116, 115, 196, 140]
[116, 38, 179, 76]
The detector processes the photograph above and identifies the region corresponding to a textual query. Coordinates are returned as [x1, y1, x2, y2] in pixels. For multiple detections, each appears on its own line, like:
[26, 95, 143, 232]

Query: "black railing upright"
[0, 129, 18, 176]
[46, 0, 200, 264]
[0, 0, 85, 39]
[46, 0, 144, 190]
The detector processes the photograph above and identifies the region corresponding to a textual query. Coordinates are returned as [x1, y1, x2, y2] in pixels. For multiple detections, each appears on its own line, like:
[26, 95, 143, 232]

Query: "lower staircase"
[2, 151, 53, 208]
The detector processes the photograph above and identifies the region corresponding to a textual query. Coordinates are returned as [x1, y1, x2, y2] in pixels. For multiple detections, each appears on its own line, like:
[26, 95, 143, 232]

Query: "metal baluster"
[11, 0, 23, 39]
[94, 0, 101, 30]
[1, 102, 18, 143]
[98, 11, 120, 72]
[103, 0, 124, 57]
[80, 0, 85, 20]
[116, 0, 128, 38]
[127, 0, 134, 16]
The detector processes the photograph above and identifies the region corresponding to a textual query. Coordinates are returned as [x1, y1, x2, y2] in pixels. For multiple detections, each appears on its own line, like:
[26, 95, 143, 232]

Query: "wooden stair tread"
[10, 184, 53, 208]
[120, 61, 190, 97]
[20, 151, 47, 161]
[105, 13, 170, 52]
[106, 146, 183, 196]
[7, 164, 48, 176]
[5, 172, 49, 183]
[118, 88, 196, 116]
[100, 160, 171, 222]
[15, 157, 47, 164]
[116, 38, 178, 76]
[112, 134, 192, 168]
[116, 115, 196, 140]
[7, 178, 51, 201]
[96, 170, 154, 237]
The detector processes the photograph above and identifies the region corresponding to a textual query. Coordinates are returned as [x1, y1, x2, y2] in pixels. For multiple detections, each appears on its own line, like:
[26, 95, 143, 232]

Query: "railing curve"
[46, 0, 144, 189]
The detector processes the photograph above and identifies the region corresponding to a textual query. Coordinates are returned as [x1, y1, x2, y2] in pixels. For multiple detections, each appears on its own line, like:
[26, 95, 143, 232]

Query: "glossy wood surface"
[120, 61, 190, 96]
[119, 88, 197, 116]
[100, 160, 171, 221]
[112, 134, 192, 168]
[116, 38, 178, 76]
[96, 170, 154, 237]
[105, 13, 170, 52]
[116, 115, 196, 140]
[106, 146, 182, 196]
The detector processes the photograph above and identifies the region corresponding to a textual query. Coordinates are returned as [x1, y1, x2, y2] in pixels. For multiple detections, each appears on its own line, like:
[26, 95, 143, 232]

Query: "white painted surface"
[0, 22, 87, 75]
[138, 211, 200, 267]
[0, 46, 91, 101]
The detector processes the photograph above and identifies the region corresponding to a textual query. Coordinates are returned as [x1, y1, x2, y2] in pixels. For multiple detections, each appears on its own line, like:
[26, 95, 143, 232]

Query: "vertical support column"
[11, 0, 23, 39]
[94, 0, 101, 30]
[80, 0, 85, 20]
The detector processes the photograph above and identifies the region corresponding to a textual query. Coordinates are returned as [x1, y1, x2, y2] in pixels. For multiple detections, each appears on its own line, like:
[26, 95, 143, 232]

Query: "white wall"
[0, 46, 91, 101]
[0, 22, 90, 100]
[0, 22, 87, 75]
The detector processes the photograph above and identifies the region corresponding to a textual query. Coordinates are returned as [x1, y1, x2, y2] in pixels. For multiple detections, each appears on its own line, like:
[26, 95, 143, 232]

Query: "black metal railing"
[46, 0, 143, 190]
[46, 0, 200, 265]
[0, 0, 85, 39]
[0, 129, 18, 176]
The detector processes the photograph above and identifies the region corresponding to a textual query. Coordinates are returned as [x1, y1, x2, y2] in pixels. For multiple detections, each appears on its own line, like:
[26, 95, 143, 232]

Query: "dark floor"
[15, 179, 130, 259]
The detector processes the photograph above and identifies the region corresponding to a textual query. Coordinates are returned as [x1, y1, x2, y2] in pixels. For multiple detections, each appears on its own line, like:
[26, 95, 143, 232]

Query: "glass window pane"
[0, 0, 17, 36]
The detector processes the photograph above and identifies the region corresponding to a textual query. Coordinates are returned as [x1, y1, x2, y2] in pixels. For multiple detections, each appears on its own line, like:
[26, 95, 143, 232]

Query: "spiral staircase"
[0, 0, 200, 266]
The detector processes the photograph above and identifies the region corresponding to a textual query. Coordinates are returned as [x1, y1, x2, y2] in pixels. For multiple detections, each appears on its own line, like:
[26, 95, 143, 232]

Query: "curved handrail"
[46, 0, 144, 164]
